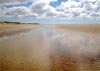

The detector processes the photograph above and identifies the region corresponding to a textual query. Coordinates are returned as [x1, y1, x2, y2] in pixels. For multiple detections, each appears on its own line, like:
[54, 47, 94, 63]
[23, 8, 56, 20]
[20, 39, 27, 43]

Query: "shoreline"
[0, 28, 32, 37]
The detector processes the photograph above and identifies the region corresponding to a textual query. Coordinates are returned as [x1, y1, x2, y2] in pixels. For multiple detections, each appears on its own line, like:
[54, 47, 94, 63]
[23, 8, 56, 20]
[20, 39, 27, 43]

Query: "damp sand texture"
[0, 25, 100, 71]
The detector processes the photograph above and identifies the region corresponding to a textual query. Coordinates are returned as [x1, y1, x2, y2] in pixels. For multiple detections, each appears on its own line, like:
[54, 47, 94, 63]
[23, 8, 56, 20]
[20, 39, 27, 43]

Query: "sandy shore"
[56, 24, 100, 34]
[0, 28, 32, 37]
[0, 25, 100, 71]
[0, 24, 40, 37]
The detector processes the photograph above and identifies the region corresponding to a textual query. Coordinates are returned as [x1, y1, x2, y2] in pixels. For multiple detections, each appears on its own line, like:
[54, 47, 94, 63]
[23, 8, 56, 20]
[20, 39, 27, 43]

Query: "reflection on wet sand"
[0, 27, 100, 71]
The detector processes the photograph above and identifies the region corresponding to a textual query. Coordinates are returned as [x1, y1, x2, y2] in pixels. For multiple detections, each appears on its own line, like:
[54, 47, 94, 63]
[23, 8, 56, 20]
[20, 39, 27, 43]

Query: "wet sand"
[0, 24, 40, 37]
[0, 28, 32, 37]
[0, 26, 100, 71]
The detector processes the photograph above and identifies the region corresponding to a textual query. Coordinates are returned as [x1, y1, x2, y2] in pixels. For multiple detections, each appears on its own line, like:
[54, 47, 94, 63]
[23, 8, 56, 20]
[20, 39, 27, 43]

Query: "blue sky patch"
[50, 0, 67, 7]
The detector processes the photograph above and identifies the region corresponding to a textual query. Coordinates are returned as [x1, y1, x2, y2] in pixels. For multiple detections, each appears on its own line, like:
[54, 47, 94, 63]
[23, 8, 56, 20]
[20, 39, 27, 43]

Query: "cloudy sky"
[0, 0, 100, 24]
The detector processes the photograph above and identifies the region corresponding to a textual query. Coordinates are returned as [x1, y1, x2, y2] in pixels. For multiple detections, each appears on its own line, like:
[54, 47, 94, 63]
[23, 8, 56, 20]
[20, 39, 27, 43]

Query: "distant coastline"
[0, 21, 40, 25]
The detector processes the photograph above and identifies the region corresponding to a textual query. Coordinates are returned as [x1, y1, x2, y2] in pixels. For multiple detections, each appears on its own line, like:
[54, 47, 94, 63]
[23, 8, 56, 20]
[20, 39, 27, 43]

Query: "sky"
[0, 0, 100, 24]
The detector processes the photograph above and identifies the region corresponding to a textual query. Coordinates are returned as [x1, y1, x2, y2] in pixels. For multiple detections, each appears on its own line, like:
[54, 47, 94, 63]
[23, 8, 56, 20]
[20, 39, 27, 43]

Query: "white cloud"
[1, 0, 58, 18]
[7, 7, 30, 15]
[0, 0, 33, 5]
[82, 0, 96, 2]
[0, 8, 6, 18]
[0, 8, 5, 15]
[30, 0, 59, 18]
[90, 12, 100, 18]
[31, 3, 48, 14]
[4, 6, 32, 18]
[57, 0, 81, 10]
[0, 0, 57, 5]
[33, 0, 57, 4]
[56, 0, 100, 19]
[0, 0, 100, 20]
